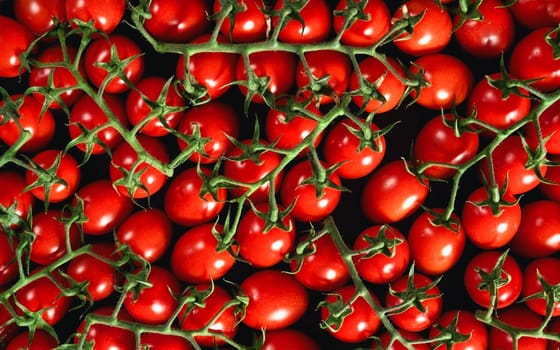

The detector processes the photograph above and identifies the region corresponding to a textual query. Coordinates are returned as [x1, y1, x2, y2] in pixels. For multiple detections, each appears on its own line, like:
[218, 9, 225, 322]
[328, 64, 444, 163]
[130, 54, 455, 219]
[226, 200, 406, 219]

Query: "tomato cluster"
[1, 0, 560, 349]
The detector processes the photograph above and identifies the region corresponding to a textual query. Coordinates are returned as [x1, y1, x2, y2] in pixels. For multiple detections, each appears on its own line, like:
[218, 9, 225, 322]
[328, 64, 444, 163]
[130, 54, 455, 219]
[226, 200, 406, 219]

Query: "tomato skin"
[261, 329, 320, 350]
[75, 306, 136, 350]
[510, 0, 560, 29]
[522, 257, 560, 316]
[7, 329, 59, 350]
[14, 0, 66, 35]
[464, 251, 522, 309]
[241, 270, 308, 330]
[548, 317, 560, 350]
[540, 156, 560, 201]
[0, 171, 34, 226]
[333, 0, 390, 47]
[361, 160, 429, 224]
[488, 305, 548, 350]
[429, 310, 488, 350]
[272, 0, 332, 44]
[65, 0, 125, 34]
[140, 333, 194, 350]
[525, 99, 560, 155]
[171, 223, 236, 284]
[0, 304, 19, 349]
[509, 200, 560, 258]
[164, 167, 227, 227]
[0, 16, 34, 78]
[214, 0, 267, 43]
[144, 0, 211, 43]
[0, 231, 18, 287]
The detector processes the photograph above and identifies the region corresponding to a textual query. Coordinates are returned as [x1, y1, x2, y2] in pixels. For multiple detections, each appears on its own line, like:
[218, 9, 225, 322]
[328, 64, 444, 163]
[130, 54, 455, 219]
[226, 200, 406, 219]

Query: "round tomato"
[524, 99, 560, 155]
[0, 171, 34, 226]
[214, 0, 267, 43]
[0, 230, 18, 287]
[0, 300, 18, 345]
[144, 0, 211, 43]
[260, 328, 320, 350]
[539, 156, 560, 201]
[7, 330, 58, 350]
[488, 304, 548, 350]
[14, 0, 66, 35]
[74, 306, 136, 350]
[429, 310, 488, 350]
[272, 0, 331, 44]
[65, 0, 125, 34]
[510, 0, 560, 29]
[140, 333, 193, 350]
[522, 257, 560, 316]
[333, 0, 390, 47]
[0, 16, 34, 78]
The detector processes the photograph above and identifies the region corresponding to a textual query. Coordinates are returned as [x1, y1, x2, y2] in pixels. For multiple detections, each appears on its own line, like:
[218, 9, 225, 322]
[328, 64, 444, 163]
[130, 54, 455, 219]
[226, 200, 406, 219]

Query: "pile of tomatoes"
[0, 0, 560, 349]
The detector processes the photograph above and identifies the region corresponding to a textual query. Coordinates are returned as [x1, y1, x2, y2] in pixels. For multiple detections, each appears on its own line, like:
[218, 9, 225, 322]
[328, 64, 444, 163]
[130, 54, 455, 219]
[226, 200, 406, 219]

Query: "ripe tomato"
[74, 306, 136, 350]
[0, 16, 34, 78]
[548, 317, 560, 350]
[272, 0, 331, 44]
[65, 0, 125, 34]
[84, 34, 144, 94]
[144, 0, 211, 43]
[116, 208, 172, 263]
[524, 99, 560, 155]
[409, 53, 473, 110]
[214, 0, 267, 43]
[25, 149, 81, 203]
[279, 160, 342, 222]
[0, 231, 18, 287]
[464, 251, 522, 309]
[522, 257, 560, 316]
[361, 160, 429, 224]
[461, 187, 521, 249]
[171, 223, 235, 284]
[321, 284, 381, 343]
[123, 266, 182, 325]
[333, 0, 390, 47]
[126, 76, 185, 137]
[241, 270, 308, 330]
[14, 0, 66, 35]
[429, 310, 488, 350]
[7, 330, 58, 350]
[392, 0, 452, 56]
[164, 167, 227, 227]
[539, 155, 560, 201]
[140, 332, 193, 350]
[413, 114, 479, 179]
[510, 0, 560, 29]
[386, 273, 442, 332]
[0, 171, 34, 226]
[260, 329, 320, 350]
[488, 304, 548, 350]
[376, 329, 430, 350]
[353, 225, 410, 284]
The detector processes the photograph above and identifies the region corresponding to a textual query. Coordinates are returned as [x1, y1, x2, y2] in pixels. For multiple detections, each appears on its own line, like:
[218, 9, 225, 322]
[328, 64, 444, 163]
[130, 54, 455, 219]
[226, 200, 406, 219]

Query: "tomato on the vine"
[0, 171, 34, 226]
[0, 231, 18, 287]
[14, 0, 66, 36]
[428, 310, 488, 350]
[333, 0, 390, 47]
[214, 0, 267, 43]
[0, 16, 34, 78]
[272, 0, 332, 44]
[522, 257, 560, 317]
[524, 99, 560, 155]
[7, 330, 59, 350]
[376, 329, 430, 350]
[74, 306, 136, 350]
[65, 0, 125, 34]
[488, 304, 548, 350]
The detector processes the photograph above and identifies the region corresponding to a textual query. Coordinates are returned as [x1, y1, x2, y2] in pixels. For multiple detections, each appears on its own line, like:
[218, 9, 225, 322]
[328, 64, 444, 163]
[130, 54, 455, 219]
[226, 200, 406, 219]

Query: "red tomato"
[361, 160, 429, 224]
[74, 306, 136, 350]
[510, 0, 560, 29]
[164, 167, 227, 227]
[116, 208, 172, 263]
[353, 225, 410, 284]
[123, 266, 182, 324]
[214, 0, 267, 43]
[0, 16, 34, 78]
[126, 76, 185, 137]
[321, 284, 381, 343]
[0, 171, 34, 226]
[409, 53, 473, 110]
[429, 310, 488, 350]
[525, 99, 560, 155]
[0, 302, 20, 347]
[349, 56, 406, 114]
[333, 0, 390, 47]
[488, 305, 548, 350]
[14, 0, 66, 35]
[7, 330, 58, 350]
[171, 223, 235, 284]
[65, 0, 125, 34]
[386, 273, 442, 332]
[548, 317, 560, 350]
[241, 270, 308, 330]
[139, 333, 193, 350]
[413, 114, 479, 179]
[69, 94, 128, 154]
[540, 156, 560, 201]
[144, 0, 211, 43]
[464, 251, 522, 309]
[509, 200, 560, 258]
[176, 100, 240, 164]
[461, 187, 521, 249]
[393, 0, 452, 56]
[279, 160, 342, 222]
[25, 149, 81, 203]
[376, 329, 430, 350]
[522, 257, 560, 316]
[84, 34, 144, 93]
[260, 329, 320, 350]
[272, 0, 331, 44]
[0, 231, 18, 287]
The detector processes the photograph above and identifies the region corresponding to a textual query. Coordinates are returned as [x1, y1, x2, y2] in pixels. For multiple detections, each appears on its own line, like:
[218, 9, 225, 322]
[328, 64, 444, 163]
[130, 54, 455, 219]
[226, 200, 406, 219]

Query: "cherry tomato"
[548, 317, 560, 350]
[524, 99, 560, 155]
[539, 156, 560, 201]
[510, 0, 560, 29]
[214, 0, 267, 43]
[0, 171, 34, 226]
[7, 329, 58, 350]
[140, 332, 193, 350]
[0, 16, 34, 78]
[488, 304, 548, 350]
[65, 0, 125, 34]
[144, 0, 211, 43]
[333, 0, 390, 47]
[429, 310, 488, 350]
[74, 306, 136, 350]
[522, 257, 560, 316]
[260, 328, 320, 350]
[272, 0, 332, 44]
[0, 230, 18, 287]
[14, 0, 66, 35]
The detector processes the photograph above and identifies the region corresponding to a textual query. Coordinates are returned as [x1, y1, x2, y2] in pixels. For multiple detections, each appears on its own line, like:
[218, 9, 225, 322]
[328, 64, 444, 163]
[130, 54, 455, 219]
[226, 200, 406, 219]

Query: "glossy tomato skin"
[144, 0, 211, 43]
[0, 16, 34, 78]
[139, 333, 194, 350]
[260, 329, 320, 350]
[74, 306, 136, 350]
[0, 231, 18, 287]
[164, 167, 227, 227]
[522, 257, 560, 316]
[488, 304, 548, 350]
[214, 0, 267, 43]
[0, 171, 34, 226]
[361, 160, 429, 224]
[7, 329, 59, 350]
[14, 0, 66, 35]
[333, 0, 390, 47]
[171, 223, 236, 284]
[429, 310, 488, 350]
[272, 0, 331, 44]
[525, 99, 560, 154]
[510, 0, 560, 29]
[65, 0, 125, 34]
[241, 270, 308, 330]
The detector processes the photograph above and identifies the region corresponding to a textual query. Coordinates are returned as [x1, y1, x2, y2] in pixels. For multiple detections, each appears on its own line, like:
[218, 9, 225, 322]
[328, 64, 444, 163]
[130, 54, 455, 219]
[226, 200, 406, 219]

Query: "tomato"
[25, 149, 81, 203]
[290, 232, 350, 292]
[413, 114, 479, 179]
[361, 160, 429, 224]
[68, 94, 128, 155]
[116, 208, 172, 263]
[478, 135, 547, 195]
[464, 251, 522, 309]
[488, 304, 548, 350]
[540, 155, 560, 201]
[525, 99, 560, 155]
[509, 200, 560, 258]
[522, 257, 560, 316]
[171, 223, 235, 284]
[467, 73, 531, 135]
[177, 100, 240, 164]
[392, 0, 452, 56]
[429, 310, 488, 350]
[179, 284, 238, 347]
[6, 329, 58, 350]
[385, 273, 442, 332]
[144, 0, 211, 43]
[0, 300, 18, 345]
[164, 167, 227, 227]
[139, 333, 193, 350]
[241, 270, 308, 330]
[272, 0, 331, 44]
[0, 171, 34, 226]
[453, 0, 515, 59]
[123, 266, 182, 324]
[75, 179, 134, 235]
[296, 50, 351, 105]
[0, 230, 17, 286]
[14, 0, 66, 35]
[125, 76, 185, 137]
[409, 53, 473, 110]
[67, 242, 119, 301]
[510, 0, 560, 29]
[461, 187, 521, 249]
[0, 16, 34, 78]
[260, 328, 320, 350]
[548, 317, 560, 350]
[350, 56, 407, 114]
[509, 27, 560, 93]
[353, 225, 410, 284]
[279, 160, 342, 222]
[214, 0, 267, 43]
[0, 94, 55, 153]
[84, 34, 144, 94]
[65, 0, 125, 34]
[75, 306, 136, 350]
[29, 209, 81, 266]
[376, 329, 430, 350]
[223, 139, 283, 203]
[333, 0, 390, 47]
